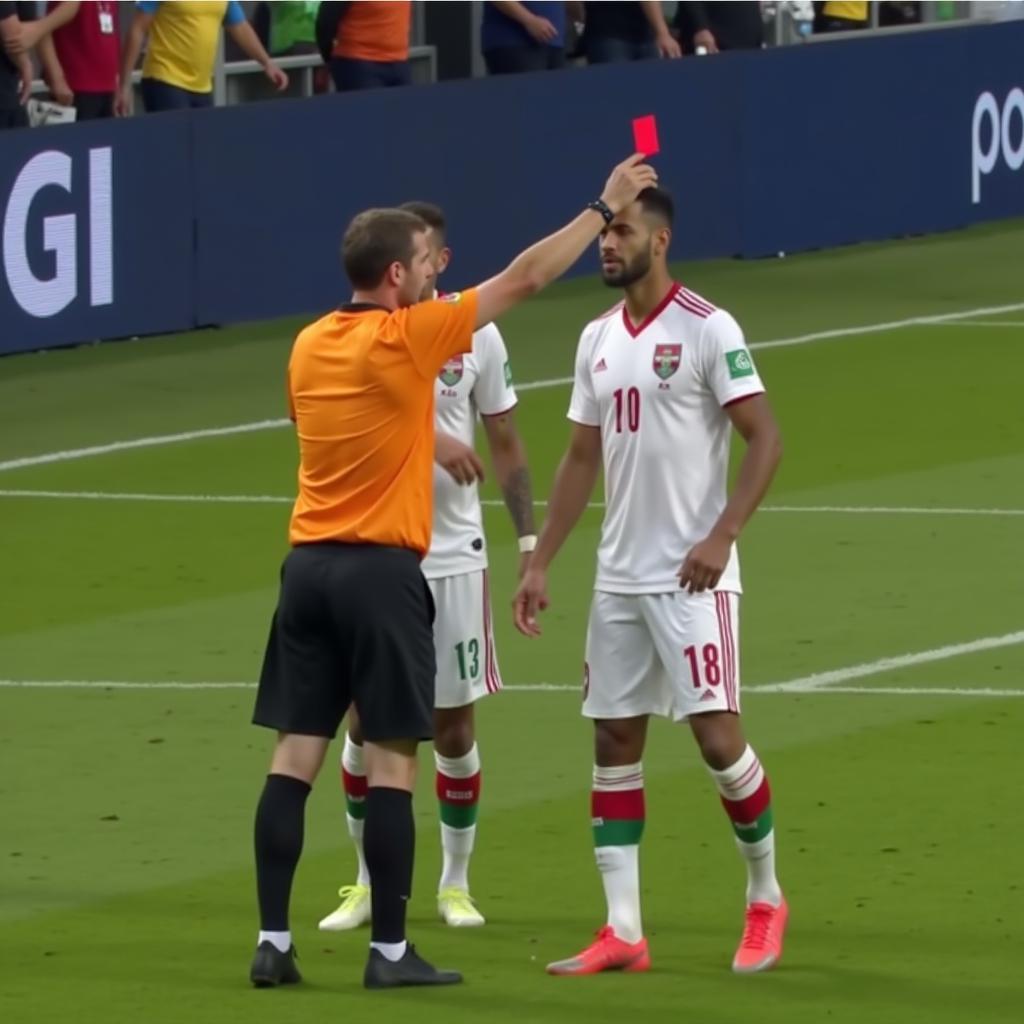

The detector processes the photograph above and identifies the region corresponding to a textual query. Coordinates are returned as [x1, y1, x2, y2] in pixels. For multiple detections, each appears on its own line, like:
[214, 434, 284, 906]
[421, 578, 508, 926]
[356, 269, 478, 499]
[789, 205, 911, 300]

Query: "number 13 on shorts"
[455, 638, 480, 681]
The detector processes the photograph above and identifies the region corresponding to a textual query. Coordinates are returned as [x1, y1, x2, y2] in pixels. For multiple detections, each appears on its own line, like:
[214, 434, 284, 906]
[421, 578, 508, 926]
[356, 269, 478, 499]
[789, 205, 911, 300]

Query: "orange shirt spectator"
[317, 1, 412, 92]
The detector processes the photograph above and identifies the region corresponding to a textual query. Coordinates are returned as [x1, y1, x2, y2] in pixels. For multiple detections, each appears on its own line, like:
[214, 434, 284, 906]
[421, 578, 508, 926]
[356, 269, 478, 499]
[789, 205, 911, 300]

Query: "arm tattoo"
[502, 465, 536, 538]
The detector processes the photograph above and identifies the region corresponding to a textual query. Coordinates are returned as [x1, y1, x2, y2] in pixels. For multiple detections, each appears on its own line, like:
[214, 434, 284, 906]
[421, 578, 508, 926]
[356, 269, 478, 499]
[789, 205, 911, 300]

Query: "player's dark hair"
[638, 187, 674, 228]
[399, 201, 446, 242]
[341, 208, 427, 289]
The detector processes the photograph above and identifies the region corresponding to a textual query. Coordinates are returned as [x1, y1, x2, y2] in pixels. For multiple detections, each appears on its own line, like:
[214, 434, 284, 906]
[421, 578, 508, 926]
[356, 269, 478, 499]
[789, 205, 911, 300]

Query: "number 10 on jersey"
[613, 387, 641, 433]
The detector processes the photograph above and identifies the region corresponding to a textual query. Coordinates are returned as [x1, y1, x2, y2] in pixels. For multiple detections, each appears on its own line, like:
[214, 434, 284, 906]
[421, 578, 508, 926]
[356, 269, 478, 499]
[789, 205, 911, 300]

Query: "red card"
[632, 115, 659, 157]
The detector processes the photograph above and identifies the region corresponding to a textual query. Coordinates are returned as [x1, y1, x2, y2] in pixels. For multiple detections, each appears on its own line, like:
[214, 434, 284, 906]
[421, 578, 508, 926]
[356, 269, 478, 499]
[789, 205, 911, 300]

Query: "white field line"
[794, 685, 1024, 698]
[756, 630, 1024, 693]
[0, 419, 288, 474]
[3, 300, 1022, 476]
[756, 505, 1024, 517]
[0, 489, 293, 505]
[3, 629, 1022, 696]
[2, 489, 1023, 518]
[486, 500, 1024, 517]
[931, 320, 1024, 328]
[1, 680, 1022, 698]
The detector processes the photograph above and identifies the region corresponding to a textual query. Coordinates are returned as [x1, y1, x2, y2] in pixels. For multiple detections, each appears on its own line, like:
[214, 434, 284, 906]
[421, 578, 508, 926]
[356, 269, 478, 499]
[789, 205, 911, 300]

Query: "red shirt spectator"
[40, 1, 120, 119]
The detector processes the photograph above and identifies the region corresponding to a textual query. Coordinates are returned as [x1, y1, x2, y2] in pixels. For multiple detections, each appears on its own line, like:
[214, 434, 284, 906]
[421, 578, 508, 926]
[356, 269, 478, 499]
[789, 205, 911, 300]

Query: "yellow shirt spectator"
[138, 0, 245, 94]
[821, 2, 869, 22]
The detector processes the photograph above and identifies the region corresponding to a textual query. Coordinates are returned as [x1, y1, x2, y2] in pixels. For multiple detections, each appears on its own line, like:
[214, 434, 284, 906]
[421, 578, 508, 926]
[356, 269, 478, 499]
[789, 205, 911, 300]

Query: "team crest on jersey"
[653, 344, 682, 380]
[439, 355, 464, 387]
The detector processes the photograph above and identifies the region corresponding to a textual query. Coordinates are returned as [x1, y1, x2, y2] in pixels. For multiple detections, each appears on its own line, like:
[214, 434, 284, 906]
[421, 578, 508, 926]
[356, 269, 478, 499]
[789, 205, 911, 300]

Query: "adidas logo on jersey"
[594, 358, 608, 372]
[699, 689, 718, 702]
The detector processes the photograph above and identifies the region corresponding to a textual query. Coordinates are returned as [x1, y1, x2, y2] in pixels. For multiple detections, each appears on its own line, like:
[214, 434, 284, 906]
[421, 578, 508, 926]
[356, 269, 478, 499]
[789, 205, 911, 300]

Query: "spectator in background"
[20, 2, 121, 119]
[255, 0, 320, 57]
[674, 2, 764, 54]
[573, 2, 681, 63]
[117, 1, 288, 115]
[879, 3, 921, 26]
[0, 1, 33, 129]
[482, 2, 567, 75]
[815, 1, 870, 32]
[316, 1, 411, 92]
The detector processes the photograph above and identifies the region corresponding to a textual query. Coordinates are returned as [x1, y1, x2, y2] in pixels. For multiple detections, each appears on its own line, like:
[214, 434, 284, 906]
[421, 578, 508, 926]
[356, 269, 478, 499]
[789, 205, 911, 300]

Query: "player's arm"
[116, 7, 156, 116]
[481, 408, 536, 574]
[513, 422, 601, 636]
[435, 430, 485, 486]
[532, 422, 601, 572]
[678, 395, 782, 594]
[473, 154, 657, 330]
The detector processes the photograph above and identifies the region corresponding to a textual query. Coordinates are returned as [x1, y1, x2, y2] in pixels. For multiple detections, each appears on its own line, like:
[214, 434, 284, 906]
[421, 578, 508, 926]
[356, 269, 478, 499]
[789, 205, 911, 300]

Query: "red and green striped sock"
[341, 734, 370, 886]
[435, 745, 481, 892]
[708, 745, 782, 906]
[591, 763, 645, 943]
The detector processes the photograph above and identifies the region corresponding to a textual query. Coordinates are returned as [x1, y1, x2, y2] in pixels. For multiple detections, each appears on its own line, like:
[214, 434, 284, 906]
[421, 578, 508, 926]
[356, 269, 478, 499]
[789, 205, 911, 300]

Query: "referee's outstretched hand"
[600, 154, 660, 216]
[436, 431, 485, 486]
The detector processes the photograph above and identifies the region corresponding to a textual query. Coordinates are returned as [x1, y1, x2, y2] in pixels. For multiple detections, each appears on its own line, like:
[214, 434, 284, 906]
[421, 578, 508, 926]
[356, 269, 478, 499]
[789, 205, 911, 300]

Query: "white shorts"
[429, 570, 503, 709]
[583, 590, 741, 722]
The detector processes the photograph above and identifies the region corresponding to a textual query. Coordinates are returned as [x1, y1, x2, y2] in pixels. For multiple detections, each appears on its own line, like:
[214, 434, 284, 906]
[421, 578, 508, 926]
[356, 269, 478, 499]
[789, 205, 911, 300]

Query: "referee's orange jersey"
[287, 289, 478, 556]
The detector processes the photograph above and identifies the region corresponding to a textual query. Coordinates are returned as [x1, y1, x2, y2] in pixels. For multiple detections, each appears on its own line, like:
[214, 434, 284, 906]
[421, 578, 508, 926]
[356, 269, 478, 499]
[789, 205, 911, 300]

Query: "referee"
[249, 153, 657, 990]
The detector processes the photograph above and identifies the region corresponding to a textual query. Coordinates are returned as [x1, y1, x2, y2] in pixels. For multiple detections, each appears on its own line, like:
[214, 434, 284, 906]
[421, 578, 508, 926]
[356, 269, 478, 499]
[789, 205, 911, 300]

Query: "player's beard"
[601, 246, 653, 288]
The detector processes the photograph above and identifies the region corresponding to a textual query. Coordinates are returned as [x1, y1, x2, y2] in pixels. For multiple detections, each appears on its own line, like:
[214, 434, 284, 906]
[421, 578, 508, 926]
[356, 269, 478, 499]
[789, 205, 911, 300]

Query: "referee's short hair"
[342, 208, 428, 289]
[399, 201, 446, 243]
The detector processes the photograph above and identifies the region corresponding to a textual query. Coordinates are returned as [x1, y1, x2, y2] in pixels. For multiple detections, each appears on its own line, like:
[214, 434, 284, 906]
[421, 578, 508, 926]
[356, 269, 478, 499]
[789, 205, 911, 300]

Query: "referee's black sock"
[364, 786, 415, 944]
[254, 773, 311, 931]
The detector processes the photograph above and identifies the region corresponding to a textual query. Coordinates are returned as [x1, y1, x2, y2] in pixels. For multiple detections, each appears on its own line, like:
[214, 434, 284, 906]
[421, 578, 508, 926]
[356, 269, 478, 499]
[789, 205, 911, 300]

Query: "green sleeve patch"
[504, 361, 513, 387]
[726, 349, 755, 379]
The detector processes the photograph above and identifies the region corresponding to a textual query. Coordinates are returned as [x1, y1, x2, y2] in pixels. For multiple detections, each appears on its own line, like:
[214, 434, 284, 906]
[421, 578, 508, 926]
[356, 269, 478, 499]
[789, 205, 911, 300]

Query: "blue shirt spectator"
[482, 2, 567, 75]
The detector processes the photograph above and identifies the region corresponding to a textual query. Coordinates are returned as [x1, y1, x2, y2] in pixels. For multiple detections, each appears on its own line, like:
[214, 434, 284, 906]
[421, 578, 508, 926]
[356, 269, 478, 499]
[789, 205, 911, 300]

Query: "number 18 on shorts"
[582, 590, 740, 721]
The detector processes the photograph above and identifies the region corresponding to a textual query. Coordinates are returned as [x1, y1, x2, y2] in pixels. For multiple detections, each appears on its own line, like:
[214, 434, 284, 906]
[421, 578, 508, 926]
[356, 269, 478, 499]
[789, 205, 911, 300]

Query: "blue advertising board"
[1, 20, 1021, 354]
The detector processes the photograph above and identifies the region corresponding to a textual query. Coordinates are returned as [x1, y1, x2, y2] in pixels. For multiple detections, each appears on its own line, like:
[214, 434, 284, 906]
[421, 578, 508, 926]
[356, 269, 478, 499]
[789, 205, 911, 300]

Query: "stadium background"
[1, 13, 1023, 1024]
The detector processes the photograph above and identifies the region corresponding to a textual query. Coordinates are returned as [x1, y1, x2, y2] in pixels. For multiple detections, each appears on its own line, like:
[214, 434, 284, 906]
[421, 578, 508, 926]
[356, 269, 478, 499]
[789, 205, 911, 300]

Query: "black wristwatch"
[586, 199, 615, 225]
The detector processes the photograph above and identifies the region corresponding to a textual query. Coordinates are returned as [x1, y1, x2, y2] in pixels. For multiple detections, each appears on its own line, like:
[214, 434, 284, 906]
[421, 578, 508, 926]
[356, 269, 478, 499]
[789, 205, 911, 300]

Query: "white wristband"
[518, 534, 537, 554]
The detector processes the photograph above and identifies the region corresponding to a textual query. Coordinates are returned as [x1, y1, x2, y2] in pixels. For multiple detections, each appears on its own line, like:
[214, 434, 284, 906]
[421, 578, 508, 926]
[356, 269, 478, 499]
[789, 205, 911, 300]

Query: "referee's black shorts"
[253, 542, 436, 742]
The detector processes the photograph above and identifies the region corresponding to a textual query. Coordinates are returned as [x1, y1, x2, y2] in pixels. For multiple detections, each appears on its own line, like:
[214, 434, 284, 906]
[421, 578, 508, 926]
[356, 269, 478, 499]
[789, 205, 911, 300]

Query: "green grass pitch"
[1, 221, 1023, 1024]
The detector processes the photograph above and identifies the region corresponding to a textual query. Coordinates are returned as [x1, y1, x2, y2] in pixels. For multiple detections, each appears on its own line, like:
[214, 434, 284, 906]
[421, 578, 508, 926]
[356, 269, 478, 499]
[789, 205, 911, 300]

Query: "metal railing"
[218, 46, 437, 105]
[766, 0, 1005, 47]
[30, 46, 438, 111]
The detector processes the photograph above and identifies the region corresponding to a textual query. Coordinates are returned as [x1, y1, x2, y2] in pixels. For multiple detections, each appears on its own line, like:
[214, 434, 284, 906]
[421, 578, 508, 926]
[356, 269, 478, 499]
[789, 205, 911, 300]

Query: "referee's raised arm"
[472, 154, 658, 328]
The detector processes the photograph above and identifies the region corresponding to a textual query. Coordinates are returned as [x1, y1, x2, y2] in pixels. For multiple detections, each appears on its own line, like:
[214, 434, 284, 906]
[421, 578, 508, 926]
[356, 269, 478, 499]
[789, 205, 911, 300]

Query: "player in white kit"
[514, 188, 788, 975]
[320, 202, 536, 931]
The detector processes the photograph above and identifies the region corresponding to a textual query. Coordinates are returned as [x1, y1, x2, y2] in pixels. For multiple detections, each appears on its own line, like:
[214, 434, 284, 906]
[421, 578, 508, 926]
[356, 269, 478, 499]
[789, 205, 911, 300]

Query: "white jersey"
[568, 283, 765, 595]
[422, 321, 517, 580]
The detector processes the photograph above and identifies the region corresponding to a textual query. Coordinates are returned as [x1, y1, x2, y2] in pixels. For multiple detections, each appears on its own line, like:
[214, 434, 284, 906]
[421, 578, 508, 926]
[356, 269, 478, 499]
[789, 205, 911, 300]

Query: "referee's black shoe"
[364, 944, 463, 989]
[250, 941, 302, 988]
